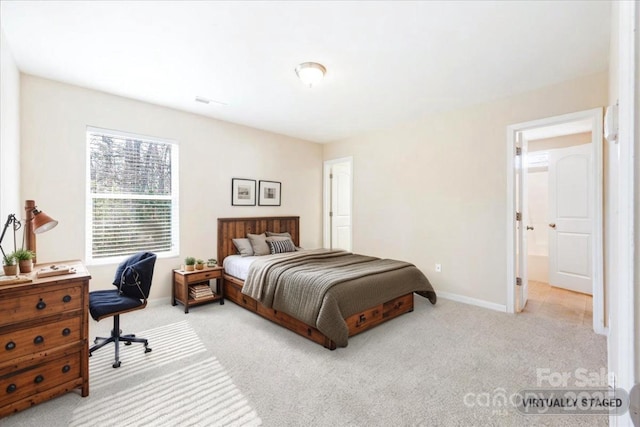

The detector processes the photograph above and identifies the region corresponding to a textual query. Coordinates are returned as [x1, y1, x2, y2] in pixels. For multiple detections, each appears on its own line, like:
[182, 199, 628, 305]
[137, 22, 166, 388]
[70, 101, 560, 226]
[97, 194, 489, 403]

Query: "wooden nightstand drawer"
[0, 286, 82, 327]
[0, 315, 81, 364]
[187, 269, 222, 283]
[0, 351, 81, 408]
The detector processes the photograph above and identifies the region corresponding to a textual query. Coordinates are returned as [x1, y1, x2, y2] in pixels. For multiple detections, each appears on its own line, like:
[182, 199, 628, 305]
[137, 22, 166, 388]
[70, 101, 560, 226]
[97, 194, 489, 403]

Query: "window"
[86, 127, 179, 264]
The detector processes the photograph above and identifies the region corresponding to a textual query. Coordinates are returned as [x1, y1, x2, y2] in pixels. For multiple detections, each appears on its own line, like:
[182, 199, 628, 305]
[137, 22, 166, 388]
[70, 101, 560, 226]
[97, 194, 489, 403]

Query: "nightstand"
[171, 266, 224, 313]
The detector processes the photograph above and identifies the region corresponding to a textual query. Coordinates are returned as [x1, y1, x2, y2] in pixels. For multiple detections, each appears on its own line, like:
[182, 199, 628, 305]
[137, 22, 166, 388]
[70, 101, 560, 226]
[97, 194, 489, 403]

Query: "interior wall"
[20, 75, 323, 299]
[0, 28, 20, 223]
[528, 132, 591, 152]
[323, 71, 608, 307]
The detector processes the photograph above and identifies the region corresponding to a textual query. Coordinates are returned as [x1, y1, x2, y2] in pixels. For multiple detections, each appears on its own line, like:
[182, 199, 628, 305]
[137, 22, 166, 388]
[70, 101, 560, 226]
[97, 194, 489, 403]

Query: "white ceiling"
[0, 1, 611, 144]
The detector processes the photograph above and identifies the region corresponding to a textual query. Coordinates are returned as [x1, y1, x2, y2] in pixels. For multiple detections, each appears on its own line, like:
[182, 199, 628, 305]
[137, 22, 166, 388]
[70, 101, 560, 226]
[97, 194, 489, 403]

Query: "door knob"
[549, 223, 556, 229]
[526, 226, 534, 230]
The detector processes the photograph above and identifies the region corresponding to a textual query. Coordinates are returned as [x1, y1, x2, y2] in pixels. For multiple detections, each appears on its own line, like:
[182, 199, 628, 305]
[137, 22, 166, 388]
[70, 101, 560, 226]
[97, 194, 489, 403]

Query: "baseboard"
[437, 291, 507, 313]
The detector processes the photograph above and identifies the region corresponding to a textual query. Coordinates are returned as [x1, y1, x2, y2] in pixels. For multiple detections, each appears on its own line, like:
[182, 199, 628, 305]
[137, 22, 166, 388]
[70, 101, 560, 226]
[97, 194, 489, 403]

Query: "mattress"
[222, 254, 258, 281]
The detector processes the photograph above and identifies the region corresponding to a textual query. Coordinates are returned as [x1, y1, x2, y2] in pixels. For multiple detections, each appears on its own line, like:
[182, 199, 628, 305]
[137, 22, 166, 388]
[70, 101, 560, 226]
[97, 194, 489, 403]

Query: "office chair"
[89, 252, 157, 368]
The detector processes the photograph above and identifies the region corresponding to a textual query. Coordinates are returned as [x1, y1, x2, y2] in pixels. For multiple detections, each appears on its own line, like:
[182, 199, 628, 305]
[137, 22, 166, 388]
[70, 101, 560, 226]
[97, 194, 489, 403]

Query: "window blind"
[87, 129, 178, 261]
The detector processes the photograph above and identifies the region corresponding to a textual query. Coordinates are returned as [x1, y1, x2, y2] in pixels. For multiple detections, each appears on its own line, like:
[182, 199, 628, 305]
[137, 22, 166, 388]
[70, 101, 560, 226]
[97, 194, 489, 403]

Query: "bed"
[218, 216, 436, 349]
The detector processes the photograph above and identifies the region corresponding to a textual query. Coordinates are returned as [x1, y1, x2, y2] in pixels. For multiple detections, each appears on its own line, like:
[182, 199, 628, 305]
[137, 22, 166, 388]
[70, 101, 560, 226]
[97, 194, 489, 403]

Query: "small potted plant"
[207, 258, 217, 267]
[2, 253, 17, 276]
[184, 256, 196, 271]
[195, 259, 205, 270]
[14, 249, 35, 274]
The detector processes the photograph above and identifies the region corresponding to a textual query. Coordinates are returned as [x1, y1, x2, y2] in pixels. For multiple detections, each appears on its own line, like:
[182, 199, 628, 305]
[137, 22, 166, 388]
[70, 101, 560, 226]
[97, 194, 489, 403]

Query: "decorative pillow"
[265, 231, 292, 239]
[247, 233, 270, 256]
[232, 238, 254, 256]
[266, 237, 297, 254]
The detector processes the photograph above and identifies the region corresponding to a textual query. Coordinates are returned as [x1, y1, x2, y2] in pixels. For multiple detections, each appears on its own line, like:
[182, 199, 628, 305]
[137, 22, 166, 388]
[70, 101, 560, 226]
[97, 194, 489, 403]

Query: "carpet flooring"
[2, 295, 607, 426]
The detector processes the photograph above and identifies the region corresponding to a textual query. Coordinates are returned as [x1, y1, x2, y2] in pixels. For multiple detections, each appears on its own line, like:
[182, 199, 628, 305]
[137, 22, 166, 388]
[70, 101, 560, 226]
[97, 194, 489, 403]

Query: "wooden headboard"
[217, 216, 300, 263]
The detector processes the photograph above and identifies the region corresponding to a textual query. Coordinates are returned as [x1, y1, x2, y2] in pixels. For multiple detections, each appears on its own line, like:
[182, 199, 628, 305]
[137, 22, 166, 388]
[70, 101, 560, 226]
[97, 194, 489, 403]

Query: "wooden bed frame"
[217, 216, 414, 350]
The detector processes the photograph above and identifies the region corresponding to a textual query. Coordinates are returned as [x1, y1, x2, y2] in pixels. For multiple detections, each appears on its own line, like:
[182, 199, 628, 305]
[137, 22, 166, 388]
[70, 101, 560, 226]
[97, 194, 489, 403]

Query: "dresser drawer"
[0, 285, 82, 327]
[0, 316, 82, 364]
[0, 351, 81, 408]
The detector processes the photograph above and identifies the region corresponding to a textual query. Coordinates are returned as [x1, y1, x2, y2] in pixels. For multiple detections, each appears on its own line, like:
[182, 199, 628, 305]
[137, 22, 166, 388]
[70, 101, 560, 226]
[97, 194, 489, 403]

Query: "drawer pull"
[6, 384, 17, 394]
[33, 335, 44, 345]
[62, 295, 72, 303]
[5, 341, 16, 351]
[36, 299, 47, 310]
[62, 364, 71, 373]
[34, 375, 44, 384]
[62, 328, 71, 336]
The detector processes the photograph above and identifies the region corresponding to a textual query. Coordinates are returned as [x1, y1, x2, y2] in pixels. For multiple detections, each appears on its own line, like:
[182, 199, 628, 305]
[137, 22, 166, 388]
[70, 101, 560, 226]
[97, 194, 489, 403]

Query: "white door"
[548, 144, 593, 294]
[516, 134, 529, 311]
[323, 158, 352, 251]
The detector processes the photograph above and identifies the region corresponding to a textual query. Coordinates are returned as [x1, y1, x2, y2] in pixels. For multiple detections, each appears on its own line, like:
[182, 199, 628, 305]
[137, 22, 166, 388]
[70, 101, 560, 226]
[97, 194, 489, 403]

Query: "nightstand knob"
[36, 299, 46, 310]
[34, 375, 44, 384]
[6, 384, 17, 394]
[33, 335, 44, 345]
[62, 364, 71, 373]
[5, 341, 16, 351]
[62, 295, 72, 303]
[62, 328, 71, 336]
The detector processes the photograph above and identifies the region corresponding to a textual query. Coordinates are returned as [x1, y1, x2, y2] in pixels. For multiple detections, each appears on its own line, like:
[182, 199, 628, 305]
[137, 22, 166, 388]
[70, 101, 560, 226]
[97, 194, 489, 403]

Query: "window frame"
[85, 126, 179, 265]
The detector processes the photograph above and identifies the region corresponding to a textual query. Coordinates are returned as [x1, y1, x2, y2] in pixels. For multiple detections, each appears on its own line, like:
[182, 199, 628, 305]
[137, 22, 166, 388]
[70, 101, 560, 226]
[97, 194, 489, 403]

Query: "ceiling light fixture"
[195, 96, 227, 106]
[295, 62, 326, 88]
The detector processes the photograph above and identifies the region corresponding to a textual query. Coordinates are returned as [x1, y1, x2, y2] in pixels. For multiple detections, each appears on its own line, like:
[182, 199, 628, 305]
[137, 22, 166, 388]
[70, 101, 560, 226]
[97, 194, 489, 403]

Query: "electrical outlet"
[435, 263, 441, 272]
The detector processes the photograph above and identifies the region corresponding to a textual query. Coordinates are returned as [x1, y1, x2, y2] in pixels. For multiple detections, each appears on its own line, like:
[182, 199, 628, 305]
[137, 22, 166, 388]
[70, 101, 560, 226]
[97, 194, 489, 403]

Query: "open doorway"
[525, 130, 594, 325]
[506, 108, 606, 335]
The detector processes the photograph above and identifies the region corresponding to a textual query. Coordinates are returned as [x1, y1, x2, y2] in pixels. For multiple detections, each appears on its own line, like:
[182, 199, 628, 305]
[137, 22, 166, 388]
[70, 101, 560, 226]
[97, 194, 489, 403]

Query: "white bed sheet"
[223, 255, 258, 281]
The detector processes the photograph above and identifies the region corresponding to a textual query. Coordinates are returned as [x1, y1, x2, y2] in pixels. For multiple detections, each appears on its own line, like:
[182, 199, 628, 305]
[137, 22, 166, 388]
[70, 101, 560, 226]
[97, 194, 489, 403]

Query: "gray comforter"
[241, 249, 436, 347]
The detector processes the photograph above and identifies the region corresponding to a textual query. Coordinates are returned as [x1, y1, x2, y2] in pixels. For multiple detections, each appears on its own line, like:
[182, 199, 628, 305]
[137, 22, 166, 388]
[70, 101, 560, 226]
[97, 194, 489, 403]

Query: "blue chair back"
[112, 252, 157, 299]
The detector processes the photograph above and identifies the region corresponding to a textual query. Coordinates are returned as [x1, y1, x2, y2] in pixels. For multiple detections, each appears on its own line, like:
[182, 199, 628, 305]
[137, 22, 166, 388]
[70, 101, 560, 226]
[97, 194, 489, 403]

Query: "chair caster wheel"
[94, 339, 99, 344]
[113, 361, 121, 368]
[145, 347, 152, 353]
[124, 341, 132, 346]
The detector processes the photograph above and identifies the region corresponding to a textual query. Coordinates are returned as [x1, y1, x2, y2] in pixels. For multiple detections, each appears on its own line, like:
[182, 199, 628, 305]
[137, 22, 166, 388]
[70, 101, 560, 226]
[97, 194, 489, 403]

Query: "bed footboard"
[223, 274, 414, 350]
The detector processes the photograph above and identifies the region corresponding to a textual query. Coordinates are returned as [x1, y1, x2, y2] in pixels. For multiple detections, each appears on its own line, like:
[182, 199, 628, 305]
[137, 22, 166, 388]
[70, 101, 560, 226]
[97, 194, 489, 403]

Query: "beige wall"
[528, 132, 591, 152]
[323, 71, 608, 307]
[20, 75, 323, 299]
[0, 28, 20, 218]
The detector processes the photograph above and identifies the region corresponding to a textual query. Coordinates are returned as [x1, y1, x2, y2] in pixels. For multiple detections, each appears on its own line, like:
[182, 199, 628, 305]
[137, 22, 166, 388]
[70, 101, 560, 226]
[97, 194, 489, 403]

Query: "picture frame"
[231, 178, 256, 206]
[258, 180, 281, 206]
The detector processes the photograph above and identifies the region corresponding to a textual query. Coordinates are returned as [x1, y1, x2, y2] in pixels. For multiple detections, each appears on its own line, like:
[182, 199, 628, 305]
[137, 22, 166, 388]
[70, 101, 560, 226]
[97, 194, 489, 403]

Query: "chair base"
[89, 314, 151, 368]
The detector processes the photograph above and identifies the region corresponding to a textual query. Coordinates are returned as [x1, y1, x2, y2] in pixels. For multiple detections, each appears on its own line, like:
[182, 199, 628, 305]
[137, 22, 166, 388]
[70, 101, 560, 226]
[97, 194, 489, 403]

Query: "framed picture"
[258, 180, 281, 206]
[231, 178, 256, 206]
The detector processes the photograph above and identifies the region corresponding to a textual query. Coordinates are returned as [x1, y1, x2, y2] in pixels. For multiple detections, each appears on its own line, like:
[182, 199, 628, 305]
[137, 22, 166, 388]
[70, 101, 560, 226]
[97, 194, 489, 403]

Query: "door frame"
[323, 156, 353, 249]
[505, 108, 605, 335]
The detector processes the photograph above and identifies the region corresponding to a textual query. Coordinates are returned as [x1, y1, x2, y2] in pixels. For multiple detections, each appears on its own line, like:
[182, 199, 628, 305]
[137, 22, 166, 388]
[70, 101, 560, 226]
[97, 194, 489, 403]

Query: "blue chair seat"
[89, 289, 144, 320]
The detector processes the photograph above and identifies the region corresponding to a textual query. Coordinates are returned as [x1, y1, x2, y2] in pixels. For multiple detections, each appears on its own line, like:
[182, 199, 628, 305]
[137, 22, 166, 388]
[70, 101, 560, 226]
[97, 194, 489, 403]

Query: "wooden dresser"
[0, 261, 90, 418]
